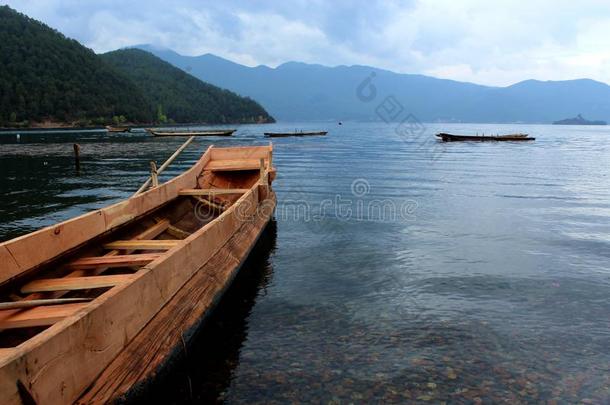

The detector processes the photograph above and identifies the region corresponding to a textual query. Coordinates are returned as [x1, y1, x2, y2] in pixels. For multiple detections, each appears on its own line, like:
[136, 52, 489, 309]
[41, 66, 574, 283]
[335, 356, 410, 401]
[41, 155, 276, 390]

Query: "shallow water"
[1, 123, 609, 403]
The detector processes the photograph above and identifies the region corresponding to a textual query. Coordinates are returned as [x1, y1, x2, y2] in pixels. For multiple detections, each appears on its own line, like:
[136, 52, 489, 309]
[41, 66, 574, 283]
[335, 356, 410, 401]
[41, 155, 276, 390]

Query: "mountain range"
[137, 44, 610, 124]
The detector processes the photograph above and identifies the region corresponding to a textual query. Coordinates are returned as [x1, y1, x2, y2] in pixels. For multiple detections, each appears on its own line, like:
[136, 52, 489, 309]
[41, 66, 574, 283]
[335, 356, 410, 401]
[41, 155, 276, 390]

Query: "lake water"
[1, 123, 609, 403]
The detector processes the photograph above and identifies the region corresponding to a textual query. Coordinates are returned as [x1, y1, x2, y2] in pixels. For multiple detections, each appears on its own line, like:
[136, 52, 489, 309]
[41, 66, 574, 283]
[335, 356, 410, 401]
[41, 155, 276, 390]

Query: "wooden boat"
[264, 131, 327, 137]
[105, 126, 130, 133]
[147, 129, 236, 137]
[0, 144, 276, 404]
[436, 133, 535, 142]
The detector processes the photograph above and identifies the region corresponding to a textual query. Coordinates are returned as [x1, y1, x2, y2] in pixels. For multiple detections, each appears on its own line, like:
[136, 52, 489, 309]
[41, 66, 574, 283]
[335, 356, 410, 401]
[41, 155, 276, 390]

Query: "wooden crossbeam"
[0, 298, 92, 310]
[103, 240, 179, 250]
[0, 303, 88, 330]
[178, 188, 249, 196]
[166, 225, 191, 240]
[205, 159, 262, 172]
[19, 220, 170, 303]
[21, 275, 134, 294]
[66, 253, 160, 270]
[193, 196, 225, 212]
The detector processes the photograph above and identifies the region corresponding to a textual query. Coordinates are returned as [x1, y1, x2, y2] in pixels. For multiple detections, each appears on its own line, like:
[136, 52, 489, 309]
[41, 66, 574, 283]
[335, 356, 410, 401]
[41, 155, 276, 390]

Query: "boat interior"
[0, 145, 274, 353]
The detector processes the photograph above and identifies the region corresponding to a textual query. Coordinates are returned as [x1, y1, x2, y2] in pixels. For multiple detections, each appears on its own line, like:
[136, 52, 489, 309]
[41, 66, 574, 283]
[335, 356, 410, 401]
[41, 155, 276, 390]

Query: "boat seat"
[178, 188, 249, 196]
[66, 253, 160, 270]
[0, 302, 89, 330]
[21, 274, 135, 294]
[103, 240, 179, 250]
[205, 159, 263, 172]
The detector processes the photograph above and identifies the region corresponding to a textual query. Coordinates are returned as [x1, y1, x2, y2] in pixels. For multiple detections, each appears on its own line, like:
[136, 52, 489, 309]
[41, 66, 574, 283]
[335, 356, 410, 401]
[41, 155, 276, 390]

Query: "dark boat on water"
[436, 133, 535, 142]
[264, 131, 327, 137]
[147, 129, 236, 137]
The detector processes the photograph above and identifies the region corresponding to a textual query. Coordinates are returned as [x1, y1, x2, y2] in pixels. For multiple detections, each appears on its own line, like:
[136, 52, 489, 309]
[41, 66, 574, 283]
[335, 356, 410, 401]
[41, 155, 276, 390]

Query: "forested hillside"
[101, 49, 273, 124]
[0, 6, 273, 127]
[0, 6, 151, 127]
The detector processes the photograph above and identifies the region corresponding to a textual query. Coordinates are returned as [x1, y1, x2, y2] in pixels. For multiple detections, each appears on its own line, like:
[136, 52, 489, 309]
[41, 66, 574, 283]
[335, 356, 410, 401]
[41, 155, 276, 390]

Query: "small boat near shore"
[436, 133, 535, 142]
[0, 144, 276, 404]
[105, 125, 130, 133]
[147, 128, 236, 137]
[264, 131, 327, 137]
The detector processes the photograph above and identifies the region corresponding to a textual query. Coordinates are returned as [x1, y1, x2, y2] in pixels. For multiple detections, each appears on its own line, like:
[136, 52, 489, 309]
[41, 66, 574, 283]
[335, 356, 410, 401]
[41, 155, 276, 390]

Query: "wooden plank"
[0, 303, 88, 330]
[166, 225, 191, 240]
[135, 220, 170, 240]
[210, 145, 272, 161]
[0, 246, 21, 289]
[103, 240, 179, 250]
[205, 159, 262, 171]
[0, 211, 107, 285]
[66, 254, 160, 270]
[178, 188, 249, 196]
[21, 275, 134, 294]
[194, 196, 225, 212]
[0, 298, 92, 311]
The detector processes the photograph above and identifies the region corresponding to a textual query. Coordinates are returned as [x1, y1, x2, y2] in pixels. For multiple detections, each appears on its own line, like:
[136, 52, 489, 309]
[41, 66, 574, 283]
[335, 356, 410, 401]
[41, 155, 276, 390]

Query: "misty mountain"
[136, 45, 610, 123]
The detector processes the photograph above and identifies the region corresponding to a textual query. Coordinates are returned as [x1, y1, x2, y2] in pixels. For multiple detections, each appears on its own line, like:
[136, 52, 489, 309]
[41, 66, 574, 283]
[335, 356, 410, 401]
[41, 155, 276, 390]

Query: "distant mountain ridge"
[136, 45, 610, 124]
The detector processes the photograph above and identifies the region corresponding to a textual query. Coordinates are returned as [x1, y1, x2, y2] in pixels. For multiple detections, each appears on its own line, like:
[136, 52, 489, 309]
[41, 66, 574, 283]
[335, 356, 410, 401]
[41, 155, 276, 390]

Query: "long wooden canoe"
[147, 129, 236, 137]
[436, 133, 535, 142]
[0, 145, 276, 404]
[264, 131, 327, 137]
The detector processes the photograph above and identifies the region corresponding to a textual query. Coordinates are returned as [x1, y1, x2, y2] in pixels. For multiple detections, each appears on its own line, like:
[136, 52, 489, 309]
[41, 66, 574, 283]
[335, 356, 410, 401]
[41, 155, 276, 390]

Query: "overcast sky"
[5, 0, 610, 86]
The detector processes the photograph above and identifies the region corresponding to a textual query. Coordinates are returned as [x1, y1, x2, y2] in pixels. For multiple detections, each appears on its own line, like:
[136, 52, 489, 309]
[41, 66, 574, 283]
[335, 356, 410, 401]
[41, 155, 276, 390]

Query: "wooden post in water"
[73, 143, 81, 173]
[150, 161, 159, 187]
[134, 136, 196, 195]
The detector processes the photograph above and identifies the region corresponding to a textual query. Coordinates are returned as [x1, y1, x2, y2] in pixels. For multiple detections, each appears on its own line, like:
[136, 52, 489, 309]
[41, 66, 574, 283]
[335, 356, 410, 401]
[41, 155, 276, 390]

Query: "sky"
[4, 0, 610, 86]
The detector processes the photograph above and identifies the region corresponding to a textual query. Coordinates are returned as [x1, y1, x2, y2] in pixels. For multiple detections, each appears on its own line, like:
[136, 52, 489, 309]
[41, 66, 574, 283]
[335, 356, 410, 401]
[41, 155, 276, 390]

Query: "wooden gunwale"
[0, 144, 274, 404]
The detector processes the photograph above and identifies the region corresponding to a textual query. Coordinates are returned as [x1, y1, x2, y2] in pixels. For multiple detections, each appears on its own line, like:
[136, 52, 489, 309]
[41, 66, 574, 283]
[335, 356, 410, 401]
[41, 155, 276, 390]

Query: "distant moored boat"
[264, 131, 327, 137]
[436, 133, 535, 142]
[147, 128, 236, 137]
[105, 125, 130, 133]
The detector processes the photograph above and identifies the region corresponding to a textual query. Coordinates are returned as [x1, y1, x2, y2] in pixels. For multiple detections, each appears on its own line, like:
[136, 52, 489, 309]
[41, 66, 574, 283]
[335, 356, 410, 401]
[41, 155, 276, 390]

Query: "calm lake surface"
[1, 123, 609, 403]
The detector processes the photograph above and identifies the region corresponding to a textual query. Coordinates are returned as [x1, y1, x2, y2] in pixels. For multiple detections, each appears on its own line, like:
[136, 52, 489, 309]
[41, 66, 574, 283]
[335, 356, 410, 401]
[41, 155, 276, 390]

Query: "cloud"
[4, 0, 610, 86]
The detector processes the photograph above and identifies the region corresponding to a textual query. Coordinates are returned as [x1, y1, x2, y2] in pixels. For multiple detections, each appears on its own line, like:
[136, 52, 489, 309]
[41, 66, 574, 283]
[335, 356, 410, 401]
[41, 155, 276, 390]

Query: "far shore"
[0, 121, 273, 133]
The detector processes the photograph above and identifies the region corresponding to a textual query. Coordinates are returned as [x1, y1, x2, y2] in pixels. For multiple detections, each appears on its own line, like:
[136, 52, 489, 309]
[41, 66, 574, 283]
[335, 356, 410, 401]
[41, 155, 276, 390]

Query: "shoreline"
[0, 121, 274, 133]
